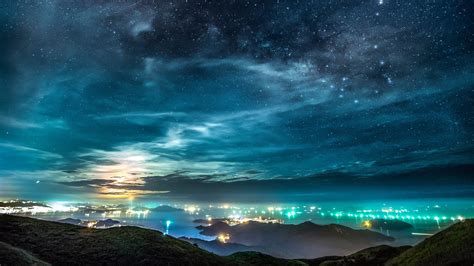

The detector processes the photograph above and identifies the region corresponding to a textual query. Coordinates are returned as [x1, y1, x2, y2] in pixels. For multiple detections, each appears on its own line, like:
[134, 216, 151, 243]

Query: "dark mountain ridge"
[198, 220, 394, 258]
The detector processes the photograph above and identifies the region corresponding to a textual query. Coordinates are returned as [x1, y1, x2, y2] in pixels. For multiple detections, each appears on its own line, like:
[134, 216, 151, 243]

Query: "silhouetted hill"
[152, 205, 184, 212]
[198, 221, 231, 234]
[194, 218, 229, 224]
[95, 218, 120, 228]
[198, 221, 394, 258]
[365, 219, 413, 231]
[57, 218, 121, 228]
[57, 218, 82, 225]
[301, 245, 410, 266]
[180, 237, 274, 256]
[228, 252, 306, 266]
[0, 214, 227, 266]
[387, 219, 474, 266]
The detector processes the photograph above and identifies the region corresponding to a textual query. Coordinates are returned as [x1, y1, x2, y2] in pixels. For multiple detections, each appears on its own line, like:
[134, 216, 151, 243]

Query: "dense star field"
[0, 0, 473, 202]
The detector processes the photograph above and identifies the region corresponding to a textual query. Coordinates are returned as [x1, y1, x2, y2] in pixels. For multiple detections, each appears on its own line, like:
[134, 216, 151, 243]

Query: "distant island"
[0, 200, 49, 208]
[194, 218, 229, 224]
[0, 215, 472, 265]
[180, 237, 265, 256]
[364, 219, 414, 231]
[58, 218, 121, 228]
[57, 218, 82, 225]
[193, 216, 283, 225]
[152, 205, 184, 212]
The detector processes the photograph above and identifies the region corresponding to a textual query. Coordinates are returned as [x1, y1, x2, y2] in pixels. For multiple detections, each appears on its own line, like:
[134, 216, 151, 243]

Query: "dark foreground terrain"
[0, 215, 472, 265]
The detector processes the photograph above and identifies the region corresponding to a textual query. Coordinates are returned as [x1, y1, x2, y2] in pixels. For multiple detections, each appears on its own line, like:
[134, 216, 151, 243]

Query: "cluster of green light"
[319, 211, 463, 222]
[224, 205, 466, 224]
[286, 210, 296, 218]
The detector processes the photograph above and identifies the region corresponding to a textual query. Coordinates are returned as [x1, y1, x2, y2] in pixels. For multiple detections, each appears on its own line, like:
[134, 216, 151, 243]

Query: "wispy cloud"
[0, 143, 63, 160]
[0, 116, 41, 129]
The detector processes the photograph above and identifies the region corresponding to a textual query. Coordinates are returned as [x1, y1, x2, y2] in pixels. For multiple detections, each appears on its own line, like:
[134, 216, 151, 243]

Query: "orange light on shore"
[87, 221, 97, 228]
[363, 220, 372, 228]
[217, 234, 230, 243]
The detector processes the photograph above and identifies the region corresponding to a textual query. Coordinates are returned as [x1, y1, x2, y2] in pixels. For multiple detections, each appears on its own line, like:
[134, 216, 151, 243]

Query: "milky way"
[0, 0, 473, 202]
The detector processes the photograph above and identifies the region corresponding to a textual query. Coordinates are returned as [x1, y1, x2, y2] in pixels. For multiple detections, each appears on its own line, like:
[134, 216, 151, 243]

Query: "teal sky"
[0, 0, 473, 202]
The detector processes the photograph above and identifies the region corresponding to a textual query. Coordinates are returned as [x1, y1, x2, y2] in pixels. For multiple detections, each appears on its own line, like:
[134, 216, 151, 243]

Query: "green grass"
[387, 219, 474, 266]
[0, 215, 228, 265]
[228, 252, 307, 266]
[0, 241, 50, 266]
[301, 245, 410, 266]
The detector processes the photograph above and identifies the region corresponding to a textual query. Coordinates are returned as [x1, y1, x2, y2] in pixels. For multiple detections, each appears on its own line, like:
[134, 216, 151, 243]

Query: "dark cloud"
[56, 163, 474, 202]
[57, 179, 112, 188]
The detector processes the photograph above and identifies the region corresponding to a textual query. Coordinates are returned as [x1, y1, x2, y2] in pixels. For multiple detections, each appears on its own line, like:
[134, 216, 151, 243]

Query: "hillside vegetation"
[387, 219, 474, 266]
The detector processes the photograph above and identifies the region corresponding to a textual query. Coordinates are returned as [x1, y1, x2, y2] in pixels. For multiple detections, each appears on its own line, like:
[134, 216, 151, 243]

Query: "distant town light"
[218, 234, 230, 243]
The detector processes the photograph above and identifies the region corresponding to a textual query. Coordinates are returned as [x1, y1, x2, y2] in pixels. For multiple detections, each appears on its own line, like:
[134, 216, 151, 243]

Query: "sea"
[24, 197, 474, 246]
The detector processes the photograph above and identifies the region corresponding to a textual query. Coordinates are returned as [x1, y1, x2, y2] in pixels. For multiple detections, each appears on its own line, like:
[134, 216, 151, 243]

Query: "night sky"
[0, 0, 473, 202]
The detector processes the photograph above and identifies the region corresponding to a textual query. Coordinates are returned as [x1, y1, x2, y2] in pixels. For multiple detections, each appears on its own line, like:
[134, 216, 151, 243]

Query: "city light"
[184, 205, 200, 214]
[0, 200, 79, 214]
[87, 221, 97, 228]
[363, 220, 372, 228]
[0, 200, 469, 235]
[125, 209, 149, 217]
[218, 234, 230, 243]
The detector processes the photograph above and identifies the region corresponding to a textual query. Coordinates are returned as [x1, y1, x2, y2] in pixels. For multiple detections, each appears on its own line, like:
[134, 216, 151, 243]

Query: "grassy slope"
[227, 245, 411, 266]
[228, 252, 306, 266]
[0, 214, 228, 266]
[299, 245, 410, 266]
[387, 219, 474, 266]
[0, 241, 50, 266]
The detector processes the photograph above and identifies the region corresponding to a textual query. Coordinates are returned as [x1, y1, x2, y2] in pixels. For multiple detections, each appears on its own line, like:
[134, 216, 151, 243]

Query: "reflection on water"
[23, 198, 474, 246]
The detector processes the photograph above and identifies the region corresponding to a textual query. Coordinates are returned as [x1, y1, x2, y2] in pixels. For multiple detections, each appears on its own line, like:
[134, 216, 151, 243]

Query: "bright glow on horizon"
[165, 220, 172, 235]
